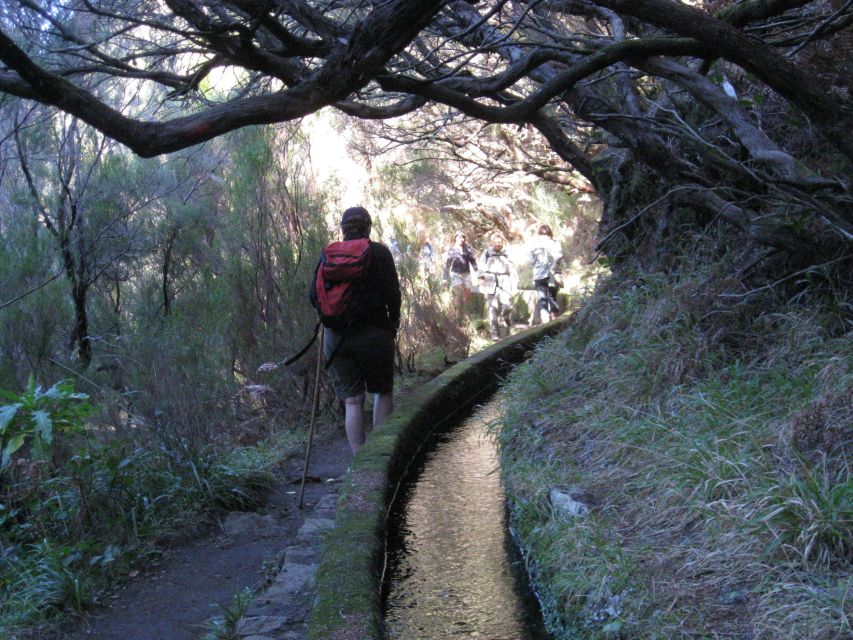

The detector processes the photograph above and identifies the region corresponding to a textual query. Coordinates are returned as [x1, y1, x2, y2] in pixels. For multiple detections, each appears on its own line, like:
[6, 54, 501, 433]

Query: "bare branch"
[0, 271, 64, 311]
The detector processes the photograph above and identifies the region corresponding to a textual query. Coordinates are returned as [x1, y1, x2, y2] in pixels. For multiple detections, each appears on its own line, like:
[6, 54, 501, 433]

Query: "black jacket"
[444, 243, 477, 276]
[362, 241, 402, 333]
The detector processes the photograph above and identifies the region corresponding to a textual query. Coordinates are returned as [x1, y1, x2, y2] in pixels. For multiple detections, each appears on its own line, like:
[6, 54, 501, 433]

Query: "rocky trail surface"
[60, 430, 351, 640]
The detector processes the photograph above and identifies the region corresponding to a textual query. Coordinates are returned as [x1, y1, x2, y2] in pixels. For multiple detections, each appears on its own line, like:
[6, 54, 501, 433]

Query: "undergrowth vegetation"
[499, 262, 851, 639]
[0, 378, 300, 636]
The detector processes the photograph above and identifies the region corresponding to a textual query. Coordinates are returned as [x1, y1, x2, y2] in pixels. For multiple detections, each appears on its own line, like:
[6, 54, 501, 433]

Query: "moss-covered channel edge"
[308, 319, 569, 640]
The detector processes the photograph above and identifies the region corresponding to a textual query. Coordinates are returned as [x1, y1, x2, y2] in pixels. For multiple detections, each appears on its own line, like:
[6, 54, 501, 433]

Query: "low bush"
[0, 377, 300, 637]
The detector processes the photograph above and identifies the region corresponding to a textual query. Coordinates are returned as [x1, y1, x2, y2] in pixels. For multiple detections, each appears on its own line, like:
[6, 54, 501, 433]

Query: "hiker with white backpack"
[528, 224, 563, 323]
[478, 231, 518, 340]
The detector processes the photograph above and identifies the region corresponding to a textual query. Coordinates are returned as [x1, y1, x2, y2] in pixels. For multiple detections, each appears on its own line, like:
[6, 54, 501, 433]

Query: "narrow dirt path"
[59, 428, 351, 640]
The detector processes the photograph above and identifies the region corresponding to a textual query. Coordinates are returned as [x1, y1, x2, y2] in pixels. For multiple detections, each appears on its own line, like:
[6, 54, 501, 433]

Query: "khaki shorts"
[449, 271, 473, 289]
[323, 325, 395, 399]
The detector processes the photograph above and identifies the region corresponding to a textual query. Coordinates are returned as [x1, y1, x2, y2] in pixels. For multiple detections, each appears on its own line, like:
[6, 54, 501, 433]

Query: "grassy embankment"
[499, 268, 851, 639]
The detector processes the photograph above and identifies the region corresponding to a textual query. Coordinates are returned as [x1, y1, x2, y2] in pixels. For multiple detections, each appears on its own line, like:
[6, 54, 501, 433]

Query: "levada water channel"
[383, 394, 551, 639]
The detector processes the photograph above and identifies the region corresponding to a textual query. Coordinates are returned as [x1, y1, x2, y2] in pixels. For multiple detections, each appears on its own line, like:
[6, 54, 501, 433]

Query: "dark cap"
[341, 206, 372, 227]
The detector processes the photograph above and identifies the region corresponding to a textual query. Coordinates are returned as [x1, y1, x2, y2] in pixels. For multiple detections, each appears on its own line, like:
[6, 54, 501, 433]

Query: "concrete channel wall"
[308, 318, 569, 640]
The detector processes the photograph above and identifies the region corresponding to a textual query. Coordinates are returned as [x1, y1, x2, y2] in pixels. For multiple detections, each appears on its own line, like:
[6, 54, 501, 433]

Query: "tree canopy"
[1, 0, 851, 261]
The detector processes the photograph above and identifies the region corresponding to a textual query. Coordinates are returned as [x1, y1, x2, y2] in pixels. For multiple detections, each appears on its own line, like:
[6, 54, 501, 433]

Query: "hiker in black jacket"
[443, 230, 477, 324]
[320, 207, 401, 454]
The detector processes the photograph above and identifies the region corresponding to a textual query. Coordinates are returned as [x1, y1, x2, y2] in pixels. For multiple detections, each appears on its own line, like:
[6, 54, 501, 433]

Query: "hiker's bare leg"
[373, 392, 393, 428]
[528, 292, 539, 325]
[344, 394, 366, 454]
[488, 296, 500, 339]
[549, 297, 559, 321]
[452, 285, 466, 324]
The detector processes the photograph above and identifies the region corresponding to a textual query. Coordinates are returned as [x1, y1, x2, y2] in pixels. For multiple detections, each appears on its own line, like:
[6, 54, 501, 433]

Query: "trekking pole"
[298, 327, 324, 510]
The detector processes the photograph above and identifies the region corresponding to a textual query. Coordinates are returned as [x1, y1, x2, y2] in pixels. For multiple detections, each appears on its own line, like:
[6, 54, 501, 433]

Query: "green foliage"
[380, 213, 474, 369]
[499, 265, 852, 640]
[0, 108, 602, 636]
[1, 539, 96, 627]
[201, 587, 255, 640]
[0, 377, 93, 470]
[0, 361, 298, 637]
[758, 460, 852, 568]
[530, 182, 579, 229]
[0, 213, 69, 389]
[0, 435, 288, 636]
[372, 155, 454, 214]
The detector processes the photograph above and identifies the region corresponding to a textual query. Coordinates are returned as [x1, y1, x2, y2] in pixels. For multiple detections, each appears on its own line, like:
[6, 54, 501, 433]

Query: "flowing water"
[384, 398, 549, 639]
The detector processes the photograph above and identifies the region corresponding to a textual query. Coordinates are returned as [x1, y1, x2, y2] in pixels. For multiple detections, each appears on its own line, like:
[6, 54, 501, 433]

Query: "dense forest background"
[0, 105, 601, 634]
[0, 0, 850, 637]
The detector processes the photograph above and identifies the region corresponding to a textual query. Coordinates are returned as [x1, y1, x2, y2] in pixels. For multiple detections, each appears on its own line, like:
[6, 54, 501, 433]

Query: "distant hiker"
[443, 230, 478, 323]
[420, 240, 436, 276]
[310, 206, 401, 455]
[478, 232, 518, 340]
[528, 224, 563, 322]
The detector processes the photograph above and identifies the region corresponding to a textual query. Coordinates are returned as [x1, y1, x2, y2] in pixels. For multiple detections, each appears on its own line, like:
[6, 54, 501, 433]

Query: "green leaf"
[90, 544, 121, 567]
[0, 404, 21, 434]
[42, 382, 65, 400]
[1, 433, 27, 469]
[602, 620, 623, 634]
[32, 410, 53, 446]
[33, 410, 53, 445]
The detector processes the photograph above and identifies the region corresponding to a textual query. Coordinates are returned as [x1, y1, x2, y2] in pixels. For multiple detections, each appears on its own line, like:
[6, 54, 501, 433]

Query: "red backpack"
[310, 238, 372, 332]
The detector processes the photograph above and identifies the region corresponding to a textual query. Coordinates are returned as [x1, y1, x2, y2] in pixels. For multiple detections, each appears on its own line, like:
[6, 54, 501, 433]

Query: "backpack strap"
[284, 321, 321, 366]
[283, 321, 348, 372]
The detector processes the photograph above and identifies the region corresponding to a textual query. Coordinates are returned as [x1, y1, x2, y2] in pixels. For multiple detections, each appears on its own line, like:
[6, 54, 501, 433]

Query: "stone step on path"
[235, 492, 338, 640]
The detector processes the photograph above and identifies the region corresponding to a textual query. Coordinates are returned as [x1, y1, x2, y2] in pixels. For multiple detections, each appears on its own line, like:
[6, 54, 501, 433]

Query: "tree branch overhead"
[0, 0, 849, 258]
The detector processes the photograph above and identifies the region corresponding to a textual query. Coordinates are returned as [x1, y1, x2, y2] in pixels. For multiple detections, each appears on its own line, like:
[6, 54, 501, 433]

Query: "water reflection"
[385, 401, 548, 639]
